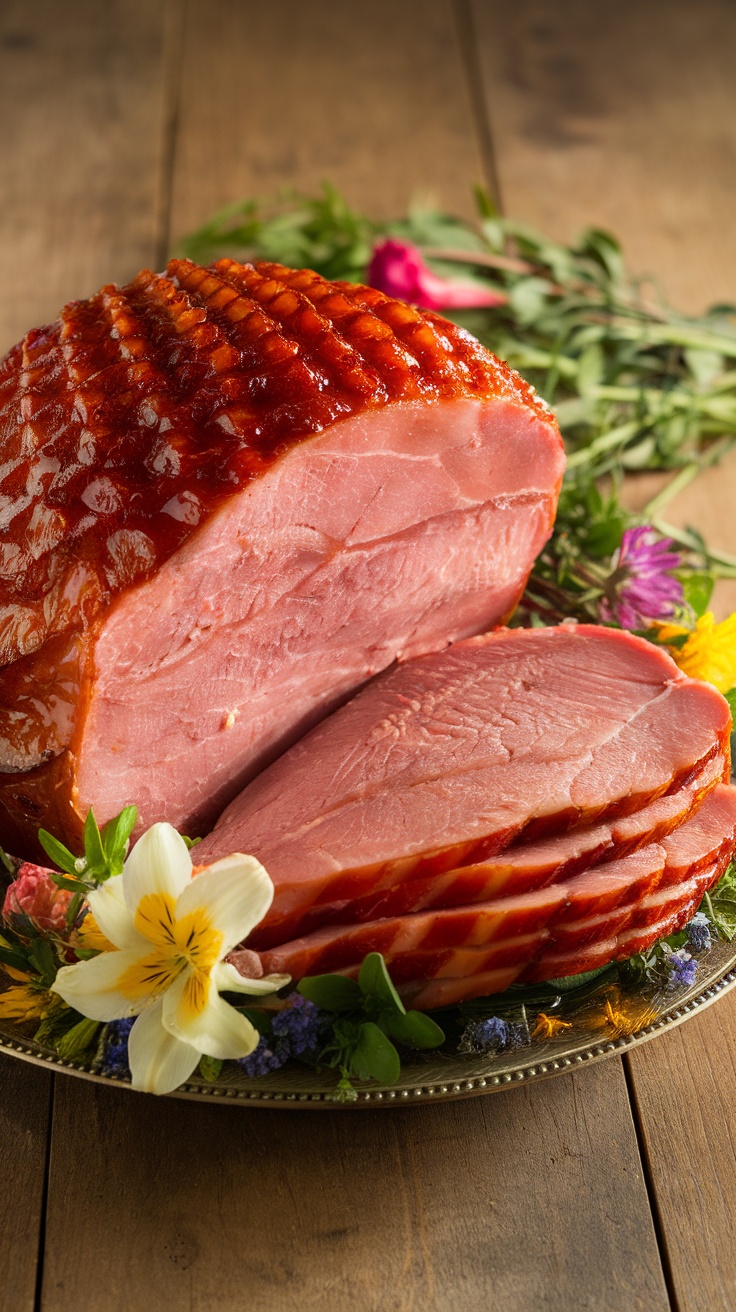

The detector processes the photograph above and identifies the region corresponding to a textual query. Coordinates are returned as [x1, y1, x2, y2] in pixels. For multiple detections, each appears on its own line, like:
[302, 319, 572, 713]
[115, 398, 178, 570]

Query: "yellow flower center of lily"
[117, 893, 224, 1018]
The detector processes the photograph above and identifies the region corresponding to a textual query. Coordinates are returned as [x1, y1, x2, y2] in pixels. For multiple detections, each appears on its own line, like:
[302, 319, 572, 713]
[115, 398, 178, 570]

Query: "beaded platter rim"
[2, 942, 735, 1109]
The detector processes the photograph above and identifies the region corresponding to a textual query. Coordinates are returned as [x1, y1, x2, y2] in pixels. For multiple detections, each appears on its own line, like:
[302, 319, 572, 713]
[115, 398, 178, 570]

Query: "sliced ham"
[0, 259, 565, 859]
[201, 625, 732, 948]
[255, 786, 736, 983]
[256, 750, 726, 935]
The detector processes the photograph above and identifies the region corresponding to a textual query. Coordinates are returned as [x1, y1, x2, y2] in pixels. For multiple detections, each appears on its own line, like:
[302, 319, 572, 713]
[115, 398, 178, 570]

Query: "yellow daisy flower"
[656, 611, 736, 693]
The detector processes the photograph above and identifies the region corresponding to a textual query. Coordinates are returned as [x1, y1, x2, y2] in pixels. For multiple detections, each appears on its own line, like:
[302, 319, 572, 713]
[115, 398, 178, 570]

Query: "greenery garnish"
[298, 952, 445, 1099]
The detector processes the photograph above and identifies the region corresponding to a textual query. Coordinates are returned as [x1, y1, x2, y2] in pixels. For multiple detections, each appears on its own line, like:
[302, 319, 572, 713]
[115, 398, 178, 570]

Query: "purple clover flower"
[600, 526, 683, 631]
[664, 948, 698, 991]
[686, 912, 712, 954]
[103, 1017, 134, 1078]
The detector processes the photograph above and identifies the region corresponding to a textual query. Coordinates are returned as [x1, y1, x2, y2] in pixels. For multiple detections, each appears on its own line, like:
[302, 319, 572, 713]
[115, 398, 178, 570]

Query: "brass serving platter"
[2, 939, 735, 1108]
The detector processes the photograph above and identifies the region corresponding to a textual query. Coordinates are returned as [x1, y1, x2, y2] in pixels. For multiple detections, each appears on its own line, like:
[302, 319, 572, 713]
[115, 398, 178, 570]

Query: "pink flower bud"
[2, 863, 72, 934]
[368, 238, 507, 310]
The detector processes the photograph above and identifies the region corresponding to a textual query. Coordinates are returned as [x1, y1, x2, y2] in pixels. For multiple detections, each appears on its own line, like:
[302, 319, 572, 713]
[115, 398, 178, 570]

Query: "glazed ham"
[199, 625, 732, 948]
[256, 786, 736, 997]
[0, 258, 564, 857]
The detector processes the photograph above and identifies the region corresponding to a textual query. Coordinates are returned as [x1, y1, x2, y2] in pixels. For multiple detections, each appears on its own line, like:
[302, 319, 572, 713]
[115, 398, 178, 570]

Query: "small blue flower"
[686, 912, 712, 954]
[664, 948, 698, 991]
[461, 1015, 519, 1055]
[271, 993, 327, 1056]
[237, 1035, 290, 1077]
[103, 1017, 134, 1077]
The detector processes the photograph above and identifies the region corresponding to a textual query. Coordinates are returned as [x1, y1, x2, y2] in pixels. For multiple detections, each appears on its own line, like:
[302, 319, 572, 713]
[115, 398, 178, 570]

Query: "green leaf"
[298, 974, 363, 1011]
[543, 966, 613, 991]
[198, 1054, 224, 1082]
[28, 938, 58, 988]
[0, 845, 16, 877]
[386, 1010, 445, 1049]
[349, 1021, 401, 1085]
[679, 571, 714, 617]
[37, 830, 80, 876]
[238, 1007, 273, 1034]
[49, 873, 88, 895]
[358, 953, 406, 1013]
[83, 808, 106, 875]
[56, 1018, 100, 1061]
[0, 943, 31, 973]
[576, 343, 604, 397]
[100, 805, 138, 876]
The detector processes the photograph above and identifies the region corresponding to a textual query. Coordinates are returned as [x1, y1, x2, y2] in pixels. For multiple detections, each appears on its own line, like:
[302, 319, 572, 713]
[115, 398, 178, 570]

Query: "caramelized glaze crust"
[0, 257, 552, 670]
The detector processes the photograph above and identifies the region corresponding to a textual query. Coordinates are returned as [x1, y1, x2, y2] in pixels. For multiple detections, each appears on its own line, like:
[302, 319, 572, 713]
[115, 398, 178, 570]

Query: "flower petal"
[214, 962, 291, 996]
[162, 971, 261, 1060]
[127, 999, 201, 1095]
[123, 823, 192, 915]
[175, 853, 274, 954]
[87, 876, 146, 952]
[51, 949, 151, 1021]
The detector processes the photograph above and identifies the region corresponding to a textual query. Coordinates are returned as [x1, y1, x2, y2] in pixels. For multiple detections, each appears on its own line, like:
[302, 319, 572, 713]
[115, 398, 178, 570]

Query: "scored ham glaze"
[198, 625, 732, 948]
[0, 258, 564, 857]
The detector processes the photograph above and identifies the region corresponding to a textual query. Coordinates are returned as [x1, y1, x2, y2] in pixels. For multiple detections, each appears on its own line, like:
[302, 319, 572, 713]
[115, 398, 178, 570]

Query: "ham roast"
[0, 258, 565, 857]
[198, 625, 732, 948]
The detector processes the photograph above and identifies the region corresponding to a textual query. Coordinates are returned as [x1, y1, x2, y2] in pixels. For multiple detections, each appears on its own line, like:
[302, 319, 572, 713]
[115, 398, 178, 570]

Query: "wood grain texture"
[469, 0, 736, 314]
[0, 1054, 51, 1312]
[0, 0, 175, 356]
[168, 0, 484, 245]
[39, 1062, 668, 1312]
[627, 989, 736, 1312]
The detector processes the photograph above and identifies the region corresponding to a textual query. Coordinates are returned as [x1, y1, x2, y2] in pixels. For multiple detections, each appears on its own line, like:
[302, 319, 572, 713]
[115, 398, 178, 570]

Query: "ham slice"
[255, 786, 736, 985]
[250, 750, 726, 936]
[0, 259, 564, 858]
[200, 625, 732, 948]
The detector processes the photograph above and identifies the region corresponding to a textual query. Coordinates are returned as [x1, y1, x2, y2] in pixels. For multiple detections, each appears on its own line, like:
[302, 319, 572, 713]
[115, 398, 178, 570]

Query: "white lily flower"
[51, 823, 289, 1095]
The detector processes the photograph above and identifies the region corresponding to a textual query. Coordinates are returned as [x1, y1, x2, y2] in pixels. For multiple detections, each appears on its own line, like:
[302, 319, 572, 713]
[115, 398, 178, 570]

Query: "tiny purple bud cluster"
[103, 1017, 135, 1077]
[459, 1015, 530, 1056]
[238, 994, 328, 1078]
[686, 912, 712, 954]
[664, 948, 698, 991]
[270, 993, 327, 1056]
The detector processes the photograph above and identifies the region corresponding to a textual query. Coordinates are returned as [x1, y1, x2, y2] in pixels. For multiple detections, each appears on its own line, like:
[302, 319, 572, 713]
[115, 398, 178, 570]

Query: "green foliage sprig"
[298, 952, 445, 1099]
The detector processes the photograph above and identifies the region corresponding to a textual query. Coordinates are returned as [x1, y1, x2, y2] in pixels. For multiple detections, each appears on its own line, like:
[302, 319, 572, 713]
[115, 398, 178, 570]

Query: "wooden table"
[2, 4, 736, 1308]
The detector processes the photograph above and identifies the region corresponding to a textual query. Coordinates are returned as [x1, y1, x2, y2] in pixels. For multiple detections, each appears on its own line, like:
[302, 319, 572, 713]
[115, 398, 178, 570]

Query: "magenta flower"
[600, 526, 683, 630]
[367, 239, 507, 311]
[2, 863, 72, 934]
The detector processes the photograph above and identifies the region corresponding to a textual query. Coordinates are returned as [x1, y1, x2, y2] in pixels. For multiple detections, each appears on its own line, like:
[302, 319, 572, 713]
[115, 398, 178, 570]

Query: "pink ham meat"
[252, 750, 727, 933]
[0, 258, 564, 859]
[255, 786, 736, 994]
[199, 625, 732, 948]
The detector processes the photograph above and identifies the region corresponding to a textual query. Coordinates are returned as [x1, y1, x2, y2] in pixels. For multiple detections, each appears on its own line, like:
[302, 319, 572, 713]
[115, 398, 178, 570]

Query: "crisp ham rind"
[200, 625, 732, 948]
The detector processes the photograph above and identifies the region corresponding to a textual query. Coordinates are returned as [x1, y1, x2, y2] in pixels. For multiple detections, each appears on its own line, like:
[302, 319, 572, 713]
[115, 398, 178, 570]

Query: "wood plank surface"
[627, 991, 736, 1312]
[1, 0, 735, 1307]
[0, 1055, 52, 1312]
[469, 0, 736, 315]
[0, 0, 175, 356]
[168, 0, 484, 245]
[38, 1062, 668, 1312]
